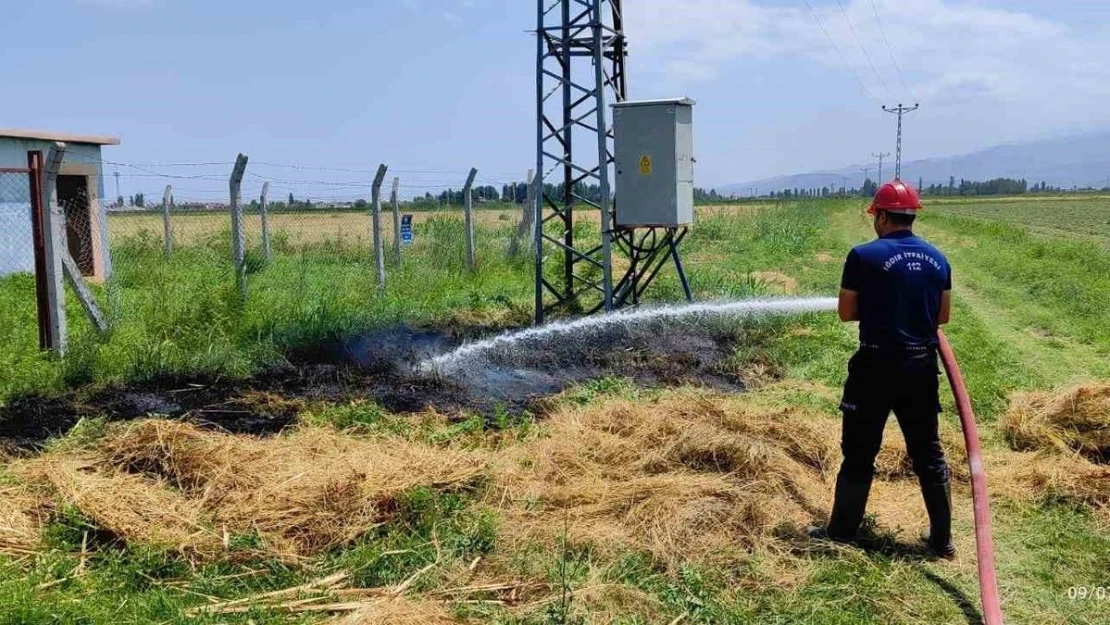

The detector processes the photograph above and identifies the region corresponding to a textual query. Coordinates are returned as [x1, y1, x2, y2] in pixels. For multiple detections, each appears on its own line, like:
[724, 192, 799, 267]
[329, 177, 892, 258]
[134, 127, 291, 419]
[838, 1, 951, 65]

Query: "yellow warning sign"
[638, 155, 653, 176]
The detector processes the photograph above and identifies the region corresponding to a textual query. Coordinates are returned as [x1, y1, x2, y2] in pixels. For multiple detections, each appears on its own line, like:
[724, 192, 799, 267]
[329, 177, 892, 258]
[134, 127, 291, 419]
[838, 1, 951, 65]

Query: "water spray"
[424, 297, 839, 374]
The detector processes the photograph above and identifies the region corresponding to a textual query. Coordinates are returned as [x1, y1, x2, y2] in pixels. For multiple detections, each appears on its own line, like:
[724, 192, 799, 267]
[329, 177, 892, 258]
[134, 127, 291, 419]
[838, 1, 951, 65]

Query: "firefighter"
[814, 180, 956, 559]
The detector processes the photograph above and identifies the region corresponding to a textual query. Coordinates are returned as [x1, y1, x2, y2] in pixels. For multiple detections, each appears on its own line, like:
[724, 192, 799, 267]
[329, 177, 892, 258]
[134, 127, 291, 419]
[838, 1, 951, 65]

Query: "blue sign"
[400, 214, 414, 246]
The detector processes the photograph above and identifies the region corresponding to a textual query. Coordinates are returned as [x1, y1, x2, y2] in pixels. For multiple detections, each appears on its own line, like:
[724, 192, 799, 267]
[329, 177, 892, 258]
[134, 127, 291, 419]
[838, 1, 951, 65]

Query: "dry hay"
[15, 456, 222, 557]
[12, 420, 486, 560]
[0, 482, 48, 554]
[101, 421, 486, 557]
[875, 420, 970, 482]
[1002, 383, 1110, 462]
[567, 583, 665, 625]
[991, 450, 1110, 519]
[495, 392, 838, 566]
[331, 598, 462, 624]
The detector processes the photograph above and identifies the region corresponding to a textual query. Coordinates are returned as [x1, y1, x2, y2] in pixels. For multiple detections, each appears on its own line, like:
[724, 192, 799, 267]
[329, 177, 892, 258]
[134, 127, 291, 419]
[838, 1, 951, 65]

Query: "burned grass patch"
[2, 316, 790, 447]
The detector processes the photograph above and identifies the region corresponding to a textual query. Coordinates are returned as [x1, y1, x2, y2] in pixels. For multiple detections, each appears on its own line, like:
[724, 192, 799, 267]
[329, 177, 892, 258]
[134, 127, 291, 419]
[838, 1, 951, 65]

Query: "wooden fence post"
[390, 177, 401, 265]
[260, 181, 271, 263]
[370, 164, 389, 289]
[162, 185, 174, 257]
[229, 154, 249, 301]
[463, 168, 478, 271]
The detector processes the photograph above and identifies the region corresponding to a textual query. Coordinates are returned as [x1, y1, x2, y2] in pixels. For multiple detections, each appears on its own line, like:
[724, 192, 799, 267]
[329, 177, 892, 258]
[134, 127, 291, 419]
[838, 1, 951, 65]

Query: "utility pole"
[114, 171, 121, 207]
[883, 103, 919, 180]
[872, 152, 891, 183]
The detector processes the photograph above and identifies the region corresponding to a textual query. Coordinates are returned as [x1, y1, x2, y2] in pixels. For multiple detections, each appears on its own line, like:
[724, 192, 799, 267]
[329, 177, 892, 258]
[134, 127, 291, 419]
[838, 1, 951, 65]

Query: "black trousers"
[838, 350, 950, 487]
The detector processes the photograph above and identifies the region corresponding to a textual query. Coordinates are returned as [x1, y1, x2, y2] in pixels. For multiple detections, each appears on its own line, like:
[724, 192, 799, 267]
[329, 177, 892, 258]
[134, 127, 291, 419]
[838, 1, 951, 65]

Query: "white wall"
[0, 139, 107, 277]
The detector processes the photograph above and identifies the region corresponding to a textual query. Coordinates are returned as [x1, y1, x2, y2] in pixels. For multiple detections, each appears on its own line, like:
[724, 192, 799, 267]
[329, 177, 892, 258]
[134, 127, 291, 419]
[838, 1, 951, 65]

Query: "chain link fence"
[0, 169, 39, 345]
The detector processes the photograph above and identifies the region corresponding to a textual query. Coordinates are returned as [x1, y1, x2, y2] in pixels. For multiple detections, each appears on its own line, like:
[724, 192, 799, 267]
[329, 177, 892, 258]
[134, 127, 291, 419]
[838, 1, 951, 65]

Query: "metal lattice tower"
[883, 103, 919, 181]
[872, 152, 890, 184]
[534, 0, 627, 324]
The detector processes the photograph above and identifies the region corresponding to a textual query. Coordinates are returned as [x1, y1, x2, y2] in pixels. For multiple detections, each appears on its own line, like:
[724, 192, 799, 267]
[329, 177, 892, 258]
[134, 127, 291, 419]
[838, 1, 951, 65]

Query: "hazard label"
[638, 155, 652, 175]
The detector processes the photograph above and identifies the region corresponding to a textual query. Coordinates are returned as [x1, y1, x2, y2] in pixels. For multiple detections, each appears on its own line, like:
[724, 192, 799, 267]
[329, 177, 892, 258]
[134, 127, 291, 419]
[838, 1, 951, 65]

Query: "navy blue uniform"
[838, 231, 952, 488]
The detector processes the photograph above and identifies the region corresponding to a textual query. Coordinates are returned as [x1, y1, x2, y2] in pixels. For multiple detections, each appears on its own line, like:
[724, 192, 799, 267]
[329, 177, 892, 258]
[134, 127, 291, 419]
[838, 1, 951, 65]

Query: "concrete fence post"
[370, 164, 389, 290]
[508, 168, 535, 257]
[162, 185, 174, 257]
[229, 154, 249, 301]
[260, 181, 271, 262]
[39, 143, 68, 354]
[463, 168, 478, 271]
[390, 177, 401, 265]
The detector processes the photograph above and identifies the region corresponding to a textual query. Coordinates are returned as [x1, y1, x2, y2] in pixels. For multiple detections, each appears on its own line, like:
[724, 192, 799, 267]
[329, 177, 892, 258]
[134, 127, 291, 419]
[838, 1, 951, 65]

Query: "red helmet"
[869, 180, 923, 215]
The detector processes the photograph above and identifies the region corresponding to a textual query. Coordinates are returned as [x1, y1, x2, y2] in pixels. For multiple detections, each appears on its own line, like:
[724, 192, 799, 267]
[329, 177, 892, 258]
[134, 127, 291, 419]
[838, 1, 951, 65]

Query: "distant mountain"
[719, 132, 1110, 195]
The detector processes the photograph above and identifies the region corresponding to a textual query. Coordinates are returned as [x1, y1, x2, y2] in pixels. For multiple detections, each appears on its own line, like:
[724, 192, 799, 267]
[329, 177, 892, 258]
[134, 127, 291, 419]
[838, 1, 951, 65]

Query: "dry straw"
[6, 382, 1108, 573]
[331, 598, 460, 625]
[994, 383, 1110, 520]
[0, 483, 48, 555]
[14, 420, 486, 561]
[494, 392, 839, 566]
[1003, 383, 1110, 462]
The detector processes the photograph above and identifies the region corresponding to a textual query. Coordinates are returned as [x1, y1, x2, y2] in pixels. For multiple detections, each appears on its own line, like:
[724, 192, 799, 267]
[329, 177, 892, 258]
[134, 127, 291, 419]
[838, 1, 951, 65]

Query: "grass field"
[1, 197, 1108, 624]
[930, 196, 1110, 247]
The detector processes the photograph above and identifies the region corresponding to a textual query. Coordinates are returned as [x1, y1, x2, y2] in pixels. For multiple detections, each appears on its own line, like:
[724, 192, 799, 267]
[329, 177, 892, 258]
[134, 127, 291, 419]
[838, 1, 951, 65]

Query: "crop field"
[1, 198, 1108, 624]
[108, 207, 523, 247]
[107, 203, 763, 248]
[929, 195, 1110, 246]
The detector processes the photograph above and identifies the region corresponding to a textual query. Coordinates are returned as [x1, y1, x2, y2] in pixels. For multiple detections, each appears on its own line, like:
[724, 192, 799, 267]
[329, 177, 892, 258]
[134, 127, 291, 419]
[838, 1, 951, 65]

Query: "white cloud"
[625, 0, 1110, 129]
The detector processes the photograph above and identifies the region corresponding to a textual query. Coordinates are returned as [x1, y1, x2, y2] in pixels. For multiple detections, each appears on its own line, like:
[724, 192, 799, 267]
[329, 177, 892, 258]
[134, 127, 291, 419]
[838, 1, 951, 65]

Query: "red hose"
[937, 330, 1005, 625]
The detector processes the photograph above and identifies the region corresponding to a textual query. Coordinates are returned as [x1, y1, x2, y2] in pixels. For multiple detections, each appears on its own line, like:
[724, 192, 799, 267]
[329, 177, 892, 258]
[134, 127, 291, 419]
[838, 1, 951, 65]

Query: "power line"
[833, 0, 892, 100]
[103, 160, 232, 168]
[870, 0, 915, 100]
[803, 0, 881, 104]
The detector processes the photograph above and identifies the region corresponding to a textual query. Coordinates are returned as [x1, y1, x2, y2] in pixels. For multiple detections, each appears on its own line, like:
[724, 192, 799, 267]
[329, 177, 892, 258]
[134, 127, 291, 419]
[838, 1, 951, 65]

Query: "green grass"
[930, 196, 1110, 245]
[3, 199, 1110, 624]
[1, 215, 535, 404]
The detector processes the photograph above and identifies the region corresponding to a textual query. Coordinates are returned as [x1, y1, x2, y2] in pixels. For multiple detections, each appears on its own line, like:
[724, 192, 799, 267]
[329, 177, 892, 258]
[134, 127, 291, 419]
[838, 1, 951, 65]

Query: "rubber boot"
[920, 480, 956, 559]
[810, 475, 872, 543]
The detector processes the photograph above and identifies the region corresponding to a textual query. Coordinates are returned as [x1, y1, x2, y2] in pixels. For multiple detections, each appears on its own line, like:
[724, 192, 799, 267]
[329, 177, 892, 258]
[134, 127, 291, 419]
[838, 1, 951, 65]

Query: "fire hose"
[938, 329, 1004, 625]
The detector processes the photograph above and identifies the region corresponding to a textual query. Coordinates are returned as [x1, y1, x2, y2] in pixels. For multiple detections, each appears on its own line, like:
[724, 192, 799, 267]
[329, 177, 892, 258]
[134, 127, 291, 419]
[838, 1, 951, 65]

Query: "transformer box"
[612, 98, 695, 228]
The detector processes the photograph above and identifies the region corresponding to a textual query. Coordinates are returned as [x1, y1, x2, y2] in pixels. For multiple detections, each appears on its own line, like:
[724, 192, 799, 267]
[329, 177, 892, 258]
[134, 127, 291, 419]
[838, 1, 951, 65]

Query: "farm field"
[1, 197, 1108, 624]
[929, 196, 1110, 246]
[107, 203, 765, 248]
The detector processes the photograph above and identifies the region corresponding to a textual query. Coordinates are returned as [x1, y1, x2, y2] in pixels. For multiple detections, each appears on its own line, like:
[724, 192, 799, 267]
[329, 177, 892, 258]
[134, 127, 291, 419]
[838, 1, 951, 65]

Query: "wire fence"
[0, 170, 34, 279]
[69, 154, 540, 347]
[0, 170, 39, 356]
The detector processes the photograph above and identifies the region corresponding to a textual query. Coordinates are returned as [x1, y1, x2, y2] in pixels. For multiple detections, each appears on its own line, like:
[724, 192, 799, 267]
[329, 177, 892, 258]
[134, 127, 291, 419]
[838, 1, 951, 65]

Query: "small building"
[0, 128, 120, 281]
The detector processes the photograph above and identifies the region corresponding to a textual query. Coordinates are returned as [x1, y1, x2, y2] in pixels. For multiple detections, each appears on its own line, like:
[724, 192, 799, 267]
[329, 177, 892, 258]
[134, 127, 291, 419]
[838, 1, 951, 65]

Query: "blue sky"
[2, 0, 1109, 200]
